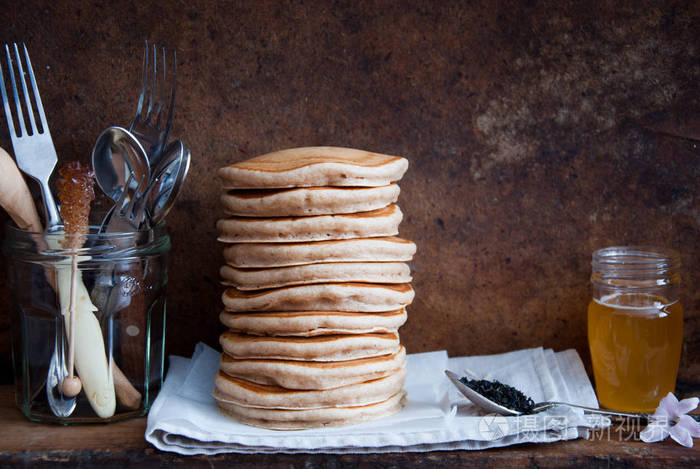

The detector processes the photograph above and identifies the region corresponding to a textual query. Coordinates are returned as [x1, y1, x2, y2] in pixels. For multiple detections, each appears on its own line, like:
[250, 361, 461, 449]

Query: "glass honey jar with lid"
[588, 246, 683, 413]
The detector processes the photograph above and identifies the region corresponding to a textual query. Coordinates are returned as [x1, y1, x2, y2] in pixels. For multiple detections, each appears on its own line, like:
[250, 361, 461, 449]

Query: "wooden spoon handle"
[0, 146, 42, 232]
[113, 362, 142, 410]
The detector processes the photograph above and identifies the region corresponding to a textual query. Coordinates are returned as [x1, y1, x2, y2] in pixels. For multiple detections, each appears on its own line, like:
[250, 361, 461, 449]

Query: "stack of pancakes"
[214, 146, 416, 430]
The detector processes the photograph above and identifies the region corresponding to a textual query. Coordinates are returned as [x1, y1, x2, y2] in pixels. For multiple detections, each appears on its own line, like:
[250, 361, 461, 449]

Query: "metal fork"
[0, 43, 61, 229]
[129, 41, 177, 168]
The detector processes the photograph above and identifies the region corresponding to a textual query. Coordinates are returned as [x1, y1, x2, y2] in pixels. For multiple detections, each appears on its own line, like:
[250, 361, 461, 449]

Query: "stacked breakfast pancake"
[215, 146, 415, 429]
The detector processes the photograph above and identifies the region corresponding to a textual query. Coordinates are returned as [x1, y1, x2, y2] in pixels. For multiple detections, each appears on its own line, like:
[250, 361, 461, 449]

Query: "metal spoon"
[89, 128, 151, 350]
[93, 143, 189, 316]
[46, 323, 76, 417]
[147, 139, 183, 190]
[91, 126, 150, 204]
[144, 143, 190, 225]
[445, 370, 519, 416]
[444, 370, 700, 422]
[0, 147, 77, 416]
[111, 139, 184, 229]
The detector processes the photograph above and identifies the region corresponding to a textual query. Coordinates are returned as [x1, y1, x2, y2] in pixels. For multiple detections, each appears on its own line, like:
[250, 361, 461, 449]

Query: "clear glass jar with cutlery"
[4, 221, 170, 423]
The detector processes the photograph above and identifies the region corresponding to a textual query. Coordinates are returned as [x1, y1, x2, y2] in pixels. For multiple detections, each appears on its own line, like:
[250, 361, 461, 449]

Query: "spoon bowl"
[144, 139, 184, 218]
[445, 370, 520, 416]
[125, 139, 187, 228]
[444, 369, 700, 422]
[91, 126, 150, 203]
[46, 324, 76, 417]
[147, 144, 190, 225]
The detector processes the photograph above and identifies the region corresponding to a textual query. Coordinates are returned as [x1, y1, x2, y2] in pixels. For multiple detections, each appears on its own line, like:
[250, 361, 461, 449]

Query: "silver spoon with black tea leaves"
[444, 370, 700, 422]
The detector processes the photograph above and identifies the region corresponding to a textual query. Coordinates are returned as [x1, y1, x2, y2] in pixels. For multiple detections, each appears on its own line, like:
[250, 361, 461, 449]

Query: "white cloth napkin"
[145, 343, 610, 454]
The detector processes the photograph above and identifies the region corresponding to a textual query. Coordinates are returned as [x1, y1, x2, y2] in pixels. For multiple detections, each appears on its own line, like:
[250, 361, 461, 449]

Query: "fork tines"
[133, 41, 176, 129]
[0, 42, 61, 228]
[0, 43, 50, 139]
[130, 40, 177, 165]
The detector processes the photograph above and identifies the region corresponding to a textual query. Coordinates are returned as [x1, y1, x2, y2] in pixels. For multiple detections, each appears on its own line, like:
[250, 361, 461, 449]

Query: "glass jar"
[3, 222, 170, 423]
[588, 246, 683, 413]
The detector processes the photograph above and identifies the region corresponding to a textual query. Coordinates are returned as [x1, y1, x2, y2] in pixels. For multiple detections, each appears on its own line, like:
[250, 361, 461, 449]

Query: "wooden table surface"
[0, 386, 697, 468]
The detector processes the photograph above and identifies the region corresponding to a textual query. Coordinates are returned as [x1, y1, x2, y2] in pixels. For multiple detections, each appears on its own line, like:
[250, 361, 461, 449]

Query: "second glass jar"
[588, 246, 683, 413]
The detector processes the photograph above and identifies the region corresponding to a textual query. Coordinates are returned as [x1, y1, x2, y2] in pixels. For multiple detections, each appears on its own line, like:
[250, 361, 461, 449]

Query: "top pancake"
[218, 147, 409, 189]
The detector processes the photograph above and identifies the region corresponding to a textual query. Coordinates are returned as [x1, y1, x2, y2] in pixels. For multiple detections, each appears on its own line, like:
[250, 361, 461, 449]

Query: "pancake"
[220, 262, 411, 290]
[222, 283, 415, 312]
[219, 309, 408, 337]
[218, 146, 409, 189]
[216, 390, 407, 430]
[223, 236, 416, 268]
[217, 204, 402, 243]
[219, 330, 401, 361]
[213, 366, 406, 410]
[219, 345, 406, 389]
[221, 184, 400, 217]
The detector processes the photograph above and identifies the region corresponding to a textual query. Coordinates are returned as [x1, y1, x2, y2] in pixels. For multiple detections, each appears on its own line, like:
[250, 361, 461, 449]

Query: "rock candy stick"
[56, 162, 116, 417]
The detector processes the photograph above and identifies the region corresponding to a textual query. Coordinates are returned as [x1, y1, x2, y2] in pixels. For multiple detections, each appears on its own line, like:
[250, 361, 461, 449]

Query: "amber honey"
[588, 246, 683, 413]
[588, 293, 683, 412]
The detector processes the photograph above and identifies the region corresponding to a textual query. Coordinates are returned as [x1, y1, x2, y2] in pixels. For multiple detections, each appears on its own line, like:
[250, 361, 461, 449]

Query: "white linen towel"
[145, 343, 609, 454]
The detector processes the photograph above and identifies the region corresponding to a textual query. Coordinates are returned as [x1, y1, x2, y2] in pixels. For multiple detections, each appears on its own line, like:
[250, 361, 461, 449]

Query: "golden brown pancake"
[221, 282, 415, 312]
[217, 204, 403, 243]
[219, 309, 408, 337]
[222, 236, 416, 268]
[221, 184, 400, 217]
[213, 366, 406, 409]
[218, 345, 406, 390]
[218, 146, 408, 189]
[220, 262, 411, 290]
[215, 390, 407, 430]
[219, 330, 401, 361]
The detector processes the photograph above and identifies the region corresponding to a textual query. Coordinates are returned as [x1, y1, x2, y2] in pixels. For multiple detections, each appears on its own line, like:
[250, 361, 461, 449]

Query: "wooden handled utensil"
[0, 146, 42, 232]
[0, 146, 142, 413]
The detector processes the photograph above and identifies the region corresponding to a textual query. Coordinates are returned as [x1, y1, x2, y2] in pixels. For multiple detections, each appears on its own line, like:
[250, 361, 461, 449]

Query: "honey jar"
[588, 246, 683, 413]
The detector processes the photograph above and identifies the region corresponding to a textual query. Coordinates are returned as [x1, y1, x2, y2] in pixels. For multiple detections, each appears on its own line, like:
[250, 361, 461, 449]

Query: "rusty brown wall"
[0, 1, 698, 390]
